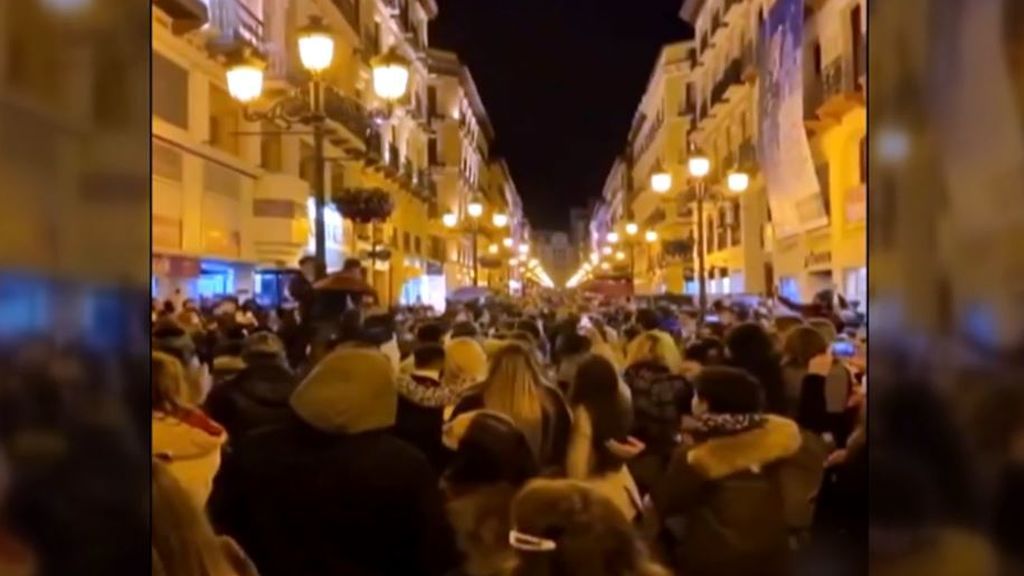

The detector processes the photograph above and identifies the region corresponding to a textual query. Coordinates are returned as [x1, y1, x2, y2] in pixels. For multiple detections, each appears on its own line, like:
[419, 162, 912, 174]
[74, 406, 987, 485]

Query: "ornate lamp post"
[225, 18, 409, 279]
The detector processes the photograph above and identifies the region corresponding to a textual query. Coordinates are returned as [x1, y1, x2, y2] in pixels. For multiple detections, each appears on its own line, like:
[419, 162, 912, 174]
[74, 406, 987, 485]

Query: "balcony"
[322, 91, 379, 156]
[709, 57, 744, 111]
[153, 0, 209, 35]
[205, 0, 263, 51]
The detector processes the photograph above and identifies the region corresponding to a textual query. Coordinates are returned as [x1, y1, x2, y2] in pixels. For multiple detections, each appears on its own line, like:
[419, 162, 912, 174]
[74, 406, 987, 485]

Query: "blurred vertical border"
[869, 0, 1024, 574]
[0, 0, 151, 574]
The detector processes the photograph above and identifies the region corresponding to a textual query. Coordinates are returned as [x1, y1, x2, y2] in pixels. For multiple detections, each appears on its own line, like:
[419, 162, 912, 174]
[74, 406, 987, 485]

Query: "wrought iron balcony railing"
[207, 0, 263, 48]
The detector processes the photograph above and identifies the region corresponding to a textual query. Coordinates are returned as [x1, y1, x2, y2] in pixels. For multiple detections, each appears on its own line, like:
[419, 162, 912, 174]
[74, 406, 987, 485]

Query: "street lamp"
[644, 230, 658, 243]
[518, 243, 530, 256]
[225, 16, 338, 279]
[488, 243, 499, 255]
[492, 213, 509, 228]
[297, 17, 335, 73]
[615, 251, 625, 261]
[727, 170, 750, 193]
[371, 47, 411, 102]
[467, 198, 484, 219]
[589, 252, 599, 265]
[625, 222, 639, 236]
[601, 245, 613, 256]
[442, 212, 458, 228]
[651, 159, 672, 193]
[502, 237, 514, 248]
[606, 231, 620, 244]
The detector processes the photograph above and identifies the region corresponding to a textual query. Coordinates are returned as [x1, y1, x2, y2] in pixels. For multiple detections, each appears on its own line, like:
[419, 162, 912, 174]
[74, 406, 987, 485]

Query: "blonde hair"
[444, 337, 489, 389]
[152, 351, 191, 415]
[480, 343, 546, 458]
[626, 332, 671, 368]
[151, 459, 235, 576]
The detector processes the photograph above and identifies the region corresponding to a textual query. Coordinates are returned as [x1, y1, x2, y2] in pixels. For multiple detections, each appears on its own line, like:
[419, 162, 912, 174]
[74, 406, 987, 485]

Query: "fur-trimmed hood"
[686, 415, 802, 480]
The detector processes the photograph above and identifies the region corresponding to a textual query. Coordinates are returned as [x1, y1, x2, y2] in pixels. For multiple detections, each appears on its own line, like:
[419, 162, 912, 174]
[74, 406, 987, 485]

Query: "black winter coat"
[208, 418, 459, 576]
[203, 358, 298, 442]
[651, 416, 806, 576]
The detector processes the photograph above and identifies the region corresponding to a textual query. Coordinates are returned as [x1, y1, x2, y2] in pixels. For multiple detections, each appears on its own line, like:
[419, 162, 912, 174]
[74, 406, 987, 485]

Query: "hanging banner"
[758, 0, 828, 239]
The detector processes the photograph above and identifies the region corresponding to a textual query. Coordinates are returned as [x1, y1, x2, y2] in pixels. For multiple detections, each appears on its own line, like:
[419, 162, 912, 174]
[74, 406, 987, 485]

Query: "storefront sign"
[804, 250, 832, 270]
[152, 255, 201, 278]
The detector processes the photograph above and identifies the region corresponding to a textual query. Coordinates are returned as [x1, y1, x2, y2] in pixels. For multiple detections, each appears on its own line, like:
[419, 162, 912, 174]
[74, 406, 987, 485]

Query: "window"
[428, 86, 438, 117]
[403, 231, 411, 252]
[414, 235, 422, 254]
[153, 53, 189, 129]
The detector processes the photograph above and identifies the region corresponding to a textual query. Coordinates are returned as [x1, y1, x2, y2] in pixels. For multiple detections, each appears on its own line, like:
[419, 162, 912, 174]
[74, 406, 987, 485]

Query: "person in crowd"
[208, 343, 458, 576]
[153, 317, 211, 404]
[723, 322, 788, 416]
[507, 479, 671, 576]
[581, 322, 625, 373]
[513, 318, 550, 361]
[395, 343, 451, 472]
[441, 411, 539, 576]
[363, 312, 401, 373]
[152, 459, 258, 576]
[210, 324, 248, 388]
[274, 305, 306, 370]
[772, 315, 806, 338]
[646, 367, 808, 576]
[781, 326, 855, 443]
[776, 288, 845, 332]
[683, 336, 723, 369]
[443, 337, 489, 392]
[152, 351, 226, 508]
[626, 308, 683, 373]
[0, 449, 36, 576]
[451, 320, 481, 340]
[622, 332, 692, 494]
[554, 331, 592, 395]
[203, 332, 297, 443]
[566, 355, 644, 521]
[449, 342, 571, 472]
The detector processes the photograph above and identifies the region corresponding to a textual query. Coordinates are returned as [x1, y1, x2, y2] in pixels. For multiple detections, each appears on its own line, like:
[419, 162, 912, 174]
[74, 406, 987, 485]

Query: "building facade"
[151, 0, 484, 308]
[680, 0, 865, 303]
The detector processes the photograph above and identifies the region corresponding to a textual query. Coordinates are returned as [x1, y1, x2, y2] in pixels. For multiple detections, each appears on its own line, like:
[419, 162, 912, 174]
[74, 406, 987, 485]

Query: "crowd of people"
[147, 280, 874, 576]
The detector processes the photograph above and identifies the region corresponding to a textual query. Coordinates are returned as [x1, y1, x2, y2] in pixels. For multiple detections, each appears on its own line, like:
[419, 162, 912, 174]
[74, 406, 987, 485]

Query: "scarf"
[692, 412, 766, 437]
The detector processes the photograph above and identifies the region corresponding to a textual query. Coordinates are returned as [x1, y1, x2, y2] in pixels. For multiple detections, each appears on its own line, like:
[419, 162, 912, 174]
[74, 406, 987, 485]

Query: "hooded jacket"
[152, 409, 226, 508]
[394, 369, 454, 472]
[651, 415, 806, 576]
[204, 356, 298, 442]
[208, 345, 458, 576]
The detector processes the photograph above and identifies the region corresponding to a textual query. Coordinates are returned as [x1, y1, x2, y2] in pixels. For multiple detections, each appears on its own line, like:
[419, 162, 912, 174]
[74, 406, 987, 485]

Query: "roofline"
[460, 65, 495, 142]
[628, 40, 692, 139]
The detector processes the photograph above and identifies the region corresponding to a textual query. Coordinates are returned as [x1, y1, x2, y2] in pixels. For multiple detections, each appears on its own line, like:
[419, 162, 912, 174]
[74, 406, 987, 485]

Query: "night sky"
[432, 0, 694, 231]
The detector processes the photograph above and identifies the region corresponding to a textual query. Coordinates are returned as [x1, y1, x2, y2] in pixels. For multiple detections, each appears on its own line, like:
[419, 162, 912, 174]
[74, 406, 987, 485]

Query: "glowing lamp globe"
[226, 56, 265, 104]
[467, 200, 484, 219]
[645, 230, 658, 243]
[625, 222, 639, 236]
[651, 170, 672, 193]
[371, 48, 411, 101]
[492, 213, 509, 228]
[442, 212, 458, 228]
[727, 171, 750, 193]
[502, 237, 514, 248]
[688, 153, 711, 178]
[297, 17, 335, 74]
